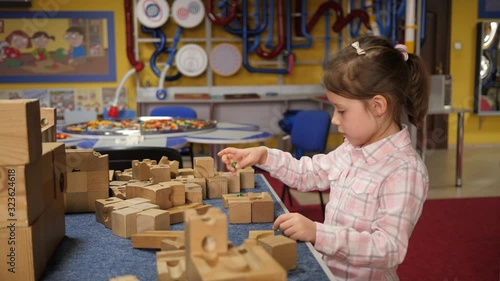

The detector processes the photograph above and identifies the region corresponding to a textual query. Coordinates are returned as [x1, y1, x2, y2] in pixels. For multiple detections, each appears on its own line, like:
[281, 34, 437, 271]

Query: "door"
[419, 0, 452, 149]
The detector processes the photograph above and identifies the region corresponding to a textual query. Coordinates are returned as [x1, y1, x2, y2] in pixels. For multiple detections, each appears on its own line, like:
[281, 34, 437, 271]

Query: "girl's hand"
[217, 146, 268, 173]
[273, 213, 316, 243]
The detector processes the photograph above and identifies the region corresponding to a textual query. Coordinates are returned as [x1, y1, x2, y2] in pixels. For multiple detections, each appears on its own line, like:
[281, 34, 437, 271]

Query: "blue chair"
[150, 106, 197, 119]
[281, 110, 331, 219]
[150, 106, 197, 166]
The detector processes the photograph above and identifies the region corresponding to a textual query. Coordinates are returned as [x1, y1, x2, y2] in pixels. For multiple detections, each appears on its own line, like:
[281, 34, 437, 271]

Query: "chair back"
[290, 110, 330, 158]
[150, 106, 197, 118]
[93, 146, 183, 171]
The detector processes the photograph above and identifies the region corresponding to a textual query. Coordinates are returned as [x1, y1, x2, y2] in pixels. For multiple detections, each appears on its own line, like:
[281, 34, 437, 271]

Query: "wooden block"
[132, 160, 152, 181]
[184, 207, 227, 258]
[258, 235, 297, 271]
[185, 183, 202, 203]
[42, 142, 67, 193]
[193, 157, 215, 178]
[64, 192, 89, 213]
[66, 149, 108, 172]
[150, 165, 171, 184]
[125, 181, 153, 199]
[136, 209, 170, 233]
[2, 144, 64, 227]
[110, 186, 126, 199]
[0, 186, 65, 281]
[40, 107, 57, 143]
[0, 99, 42, 166]
[248, 230, 275, 240]
[115, 171, 132, 181]
[228, 198, 252, 224]
[168, 160, 179, 175]
[238, 167, 255, 189]
[87, 190, 109, 212]
[110, 180, 129, 186]
[218, 171, 241, 193]
[160, 237, 185, 251]
[159, 181, 185, 206]
[95, 197, 124, 225]
[156, 250, 186, 281]
[86, 171, 109, 191]
[130, 202, 159, 211]
[185, 178, 207, 199]
[168, 202, 208, 225]
[178, 168, 195, 176]
[222, 193, 253, 208]
[111, 207, 142, 238]
[66, 170, 88, 193]
[142, 184, 173, 209]
[251, 192, 274, 223]
[131, 230, 184, 249]
[98, 198, 150, 229]
[206, 176, 228, 199]
[187, 243, 286, 281]
[109, 275, 140, 281]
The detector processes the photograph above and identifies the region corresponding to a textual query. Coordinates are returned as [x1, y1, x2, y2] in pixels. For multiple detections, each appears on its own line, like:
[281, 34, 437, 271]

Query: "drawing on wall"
[0, 11, 116, 83]
[49, 89, 75, 121]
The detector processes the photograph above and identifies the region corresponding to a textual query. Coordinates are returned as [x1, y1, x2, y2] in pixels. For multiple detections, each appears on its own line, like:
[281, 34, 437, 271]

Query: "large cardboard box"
[0, 99, 42, 166]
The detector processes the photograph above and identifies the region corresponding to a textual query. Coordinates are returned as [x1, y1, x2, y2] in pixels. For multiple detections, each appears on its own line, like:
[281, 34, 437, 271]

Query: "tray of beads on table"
[62, 117, 217, 136]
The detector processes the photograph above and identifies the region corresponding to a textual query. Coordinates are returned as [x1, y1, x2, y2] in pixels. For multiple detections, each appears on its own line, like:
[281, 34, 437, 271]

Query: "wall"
[450, 0, 500, 144]
[0, 0, 132, 107]
[1, 0, 498, 145]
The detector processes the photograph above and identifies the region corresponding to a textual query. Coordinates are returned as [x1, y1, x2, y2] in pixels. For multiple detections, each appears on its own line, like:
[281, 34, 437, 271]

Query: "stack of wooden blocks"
[0, 100, 67, 281]
[64, 149, 109, 213]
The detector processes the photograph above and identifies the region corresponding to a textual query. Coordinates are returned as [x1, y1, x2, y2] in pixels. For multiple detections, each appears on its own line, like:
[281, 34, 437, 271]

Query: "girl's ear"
[370, 94, 388, 117]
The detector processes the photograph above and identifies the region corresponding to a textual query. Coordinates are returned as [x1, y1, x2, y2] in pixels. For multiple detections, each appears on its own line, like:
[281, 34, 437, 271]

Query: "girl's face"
[325, 90, 379, 147]
[33, 36, 49, 48]
[11, 35, 29, 49]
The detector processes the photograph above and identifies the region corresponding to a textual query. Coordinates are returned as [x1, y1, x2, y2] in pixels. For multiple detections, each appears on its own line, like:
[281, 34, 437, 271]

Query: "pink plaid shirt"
[260, 126, 428, 280]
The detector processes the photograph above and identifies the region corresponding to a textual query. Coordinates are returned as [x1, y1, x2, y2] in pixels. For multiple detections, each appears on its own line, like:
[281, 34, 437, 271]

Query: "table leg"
[456, 112, 464, 187]
[209, 143, 225, 172]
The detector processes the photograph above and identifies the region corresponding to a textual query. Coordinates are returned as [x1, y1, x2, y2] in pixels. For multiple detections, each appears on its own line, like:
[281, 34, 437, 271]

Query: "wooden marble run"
[153, 207, 297, 281]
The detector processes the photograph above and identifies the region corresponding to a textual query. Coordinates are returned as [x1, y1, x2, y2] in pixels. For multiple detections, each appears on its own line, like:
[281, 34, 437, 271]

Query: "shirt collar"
[346, 125, 412, 165]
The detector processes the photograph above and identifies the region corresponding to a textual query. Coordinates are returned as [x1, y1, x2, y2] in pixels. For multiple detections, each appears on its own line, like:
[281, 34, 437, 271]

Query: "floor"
[185, 142, 500, 205]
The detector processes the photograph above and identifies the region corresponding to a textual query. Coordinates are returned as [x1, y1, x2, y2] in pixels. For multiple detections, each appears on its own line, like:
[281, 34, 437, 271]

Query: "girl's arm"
[258, 144, 345, 192]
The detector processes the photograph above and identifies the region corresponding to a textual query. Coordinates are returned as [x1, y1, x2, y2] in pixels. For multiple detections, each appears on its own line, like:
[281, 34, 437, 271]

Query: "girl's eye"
[337, 110, 345, 114]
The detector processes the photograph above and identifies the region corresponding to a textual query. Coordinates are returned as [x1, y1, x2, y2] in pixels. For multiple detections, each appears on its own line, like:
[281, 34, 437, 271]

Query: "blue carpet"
[41, 175, 332, 281]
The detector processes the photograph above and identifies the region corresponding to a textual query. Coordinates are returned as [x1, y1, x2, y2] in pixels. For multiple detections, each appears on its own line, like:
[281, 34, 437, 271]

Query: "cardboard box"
[0, 99, 42, 166]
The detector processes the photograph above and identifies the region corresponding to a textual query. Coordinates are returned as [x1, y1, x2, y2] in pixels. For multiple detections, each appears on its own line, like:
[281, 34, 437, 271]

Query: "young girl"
[217, 36, 430, 280]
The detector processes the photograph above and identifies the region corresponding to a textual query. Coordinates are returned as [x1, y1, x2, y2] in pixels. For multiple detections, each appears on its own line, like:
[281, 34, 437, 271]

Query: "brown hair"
[32, 31, 55, 41]
[5, 30, 32, 48]
[321, 36, 430, 128]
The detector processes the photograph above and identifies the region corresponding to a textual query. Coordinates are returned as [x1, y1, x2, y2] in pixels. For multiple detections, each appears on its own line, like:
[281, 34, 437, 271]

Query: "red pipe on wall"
[333, 9, 371, 33]
[124, 0, 144, 72]
[306, 1, 344, 33]
[206, 0, 238, 26]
